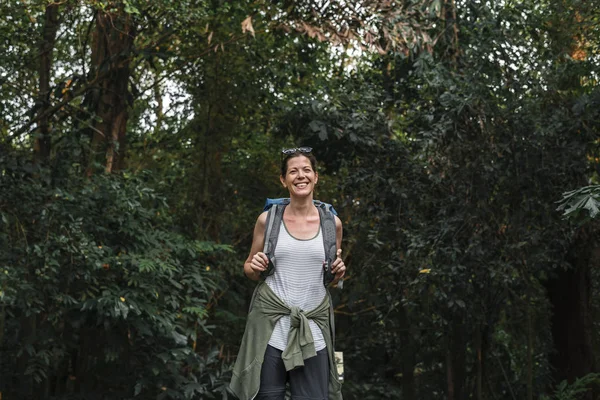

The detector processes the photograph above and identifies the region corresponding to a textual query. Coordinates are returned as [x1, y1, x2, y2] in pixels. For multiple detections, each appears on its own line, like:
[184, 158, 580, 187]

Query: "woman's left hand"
[331, 249, 346, 280]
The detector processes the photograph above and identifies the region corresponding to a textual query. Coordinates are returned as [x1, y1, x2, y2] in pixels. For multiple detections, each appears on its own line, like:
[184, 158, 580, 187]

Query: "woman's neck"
[287, 196, 316, 217]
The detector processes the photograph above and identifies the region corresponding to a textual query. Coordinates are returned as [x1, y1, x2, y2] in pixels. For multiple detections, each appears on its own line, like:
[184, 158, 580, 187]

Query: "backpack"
[260, 198, 339, 287]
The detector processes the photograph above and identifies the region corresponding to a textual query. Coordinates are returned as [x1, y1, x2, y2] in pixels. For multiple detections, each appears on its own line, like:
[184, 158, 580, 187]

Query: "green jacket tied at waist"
[230, 282, 343, 400]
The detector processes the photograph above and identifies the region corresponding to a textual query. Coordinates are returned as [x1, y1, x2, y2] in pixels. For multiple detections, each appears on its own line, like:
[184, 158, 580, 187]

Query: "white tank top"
[265, 220, 327, 352]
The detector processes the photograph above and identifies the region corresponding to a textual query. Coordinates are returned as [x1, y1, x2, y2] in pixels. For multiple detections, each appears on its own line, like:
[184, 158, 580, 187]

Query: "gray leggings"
[256, 345, 329, 400]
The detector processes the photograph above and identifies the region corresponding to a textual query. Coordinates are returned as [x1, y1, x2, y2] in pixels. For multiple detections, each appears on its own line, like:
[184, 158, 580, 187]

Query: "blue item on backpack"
[263, 198, 338, 215]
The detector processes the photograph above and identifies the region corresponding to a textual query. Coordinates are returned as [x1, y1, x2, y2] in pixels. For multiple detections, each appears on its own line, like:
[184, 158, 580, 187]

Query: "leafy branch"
[556, 185, 600, 222]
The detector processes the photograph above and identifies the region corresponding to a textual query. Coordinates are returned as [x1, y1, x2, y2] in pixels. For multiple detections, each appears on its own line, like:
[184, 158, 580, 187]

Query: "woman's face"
[280, 155, 318, 198]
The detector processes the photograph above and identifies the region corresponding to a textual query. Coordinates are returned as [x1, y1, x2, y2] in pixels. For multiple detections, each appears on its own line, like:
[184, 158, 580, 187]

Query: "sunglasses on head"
[281, 147, 313, 155]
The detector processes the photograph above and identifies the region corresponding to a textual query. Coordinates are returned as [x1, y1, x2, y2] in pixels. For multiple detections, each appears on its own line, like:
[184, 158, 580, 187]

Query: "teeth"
[296, 183, 307, 188]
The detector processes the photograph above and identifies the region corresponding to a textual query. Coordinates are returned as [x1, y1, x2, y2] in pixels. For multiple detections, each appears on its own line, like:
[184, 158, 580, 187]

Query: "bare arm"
[243, 211, 269, 280]
[335, 215, 343, 251]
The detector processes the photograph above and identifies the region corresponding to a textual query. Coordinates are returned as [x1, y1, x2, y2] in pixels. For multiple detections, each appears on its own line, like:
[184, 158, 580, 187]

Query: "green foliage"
[540, 373, 600, 400]
[557, 185, 600, 222]
[0, 152, 232, 399]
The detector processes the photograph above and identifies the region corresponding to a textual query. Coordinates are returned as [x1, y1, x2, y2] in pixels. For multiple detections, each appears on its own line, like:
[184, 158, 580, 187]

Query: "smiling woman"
[230, 148, 345, 400]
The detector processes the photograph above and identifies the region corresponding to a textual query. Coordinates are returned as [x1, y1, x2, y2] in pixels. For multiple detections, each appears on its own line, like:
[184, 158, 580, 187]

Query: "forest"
[1, 0, 599, 399]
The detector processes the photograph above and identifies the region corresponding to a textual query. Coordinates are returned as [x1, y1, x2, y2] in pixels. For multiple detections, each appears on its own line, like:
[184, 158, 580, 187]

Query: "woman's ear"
[280, 175, 286, 188]
[314, 172, 319, 185]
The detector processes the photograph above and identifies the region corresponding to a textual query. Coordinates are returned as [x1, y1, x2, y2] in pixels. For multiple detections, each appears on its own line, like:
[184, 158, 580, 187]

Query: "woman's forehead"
[286, 155, 312, 168]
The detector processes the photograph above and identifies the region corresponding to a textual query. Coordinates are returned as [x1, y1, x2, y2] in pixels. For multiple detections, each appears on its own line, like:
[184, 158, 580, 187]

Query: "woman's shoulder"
[252, 211, 269, 239]
[256, 211, 268, 227]
[334, 215, 342, 229]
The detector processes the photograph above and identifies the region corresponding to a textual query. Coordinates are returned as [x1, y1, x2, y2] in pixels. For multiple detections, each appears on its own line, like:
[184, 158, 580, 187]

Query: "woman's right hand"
[250, 251, 269, 274]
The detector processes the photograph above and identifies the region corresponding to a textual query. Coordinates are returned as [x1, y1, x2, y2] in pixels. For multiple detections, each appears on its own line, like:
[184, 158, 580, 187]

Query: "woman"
[230, 147, 345, 400]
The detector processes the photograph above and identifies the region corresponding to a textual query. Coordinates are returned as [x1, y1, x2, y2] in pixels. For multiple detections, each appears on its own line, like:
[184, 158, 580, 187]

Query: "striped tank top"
[265, 220, 327, 352]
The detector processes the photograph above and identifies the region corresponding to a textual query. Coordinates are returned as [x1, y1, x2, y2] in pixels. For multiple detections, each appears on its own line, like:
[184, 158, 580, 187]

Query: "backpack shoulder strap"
[318, 204, 337, 262]
[263, 204, 286, 255]
[261, 204, 286, 279]
[318, 204, 338, 286]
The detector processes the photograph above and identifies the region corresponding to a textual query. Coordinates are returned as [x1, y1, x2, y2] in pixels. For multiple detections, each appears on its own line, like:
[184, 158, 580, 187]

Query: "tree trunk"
[475, 323, 483, 400]
[545, 223, 598, 390]
[442, 0, 460, 65]
[446, 320, 466, 400]
[86, 4, 135, 174]
[34, 3, 60, 163]
[446, 348, 454, 400]
[20, 5, 60, 386]
[398, 304, 416, 400]
[527, 296, 534, 400]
